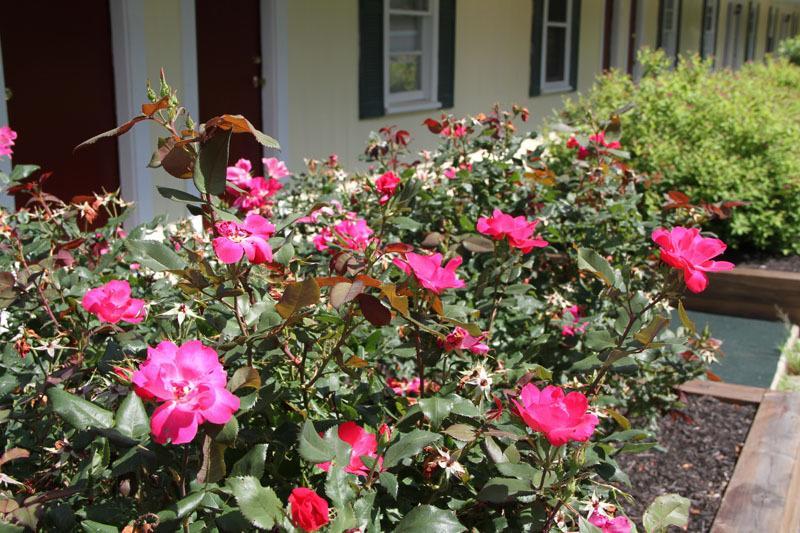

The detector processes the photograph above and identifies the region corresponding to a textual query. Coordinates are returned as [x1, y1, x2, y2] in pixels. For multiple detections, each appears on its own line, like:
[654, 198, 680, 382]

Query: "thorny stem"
[14, 237, 62, 336]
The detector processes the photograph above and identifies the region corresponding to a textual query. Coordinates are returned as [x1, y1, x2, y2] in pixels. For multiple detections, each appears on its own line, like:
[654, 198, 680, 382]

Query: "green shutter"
[530, 0, 580, 96]
[530, 0, 544, 96]
[359, 0, 384, 119]
[569, 0, 581, 90]
[438, 0, 456, 108]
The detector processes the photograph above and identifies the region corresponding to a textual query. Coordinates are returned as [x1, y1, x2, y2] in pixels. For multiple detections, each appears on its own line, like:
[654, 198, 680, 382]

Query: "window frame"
[539, 0, 574, 94]
[659, 0, 682, 59]
[383, 0, 440, 114]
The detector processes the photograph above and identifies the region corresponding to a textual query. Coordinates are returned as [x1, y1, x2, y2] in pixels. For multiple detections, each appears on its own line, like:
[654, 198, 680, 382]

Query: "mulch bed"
[729, 252, 800, 273]
[616, 395, 757, 532]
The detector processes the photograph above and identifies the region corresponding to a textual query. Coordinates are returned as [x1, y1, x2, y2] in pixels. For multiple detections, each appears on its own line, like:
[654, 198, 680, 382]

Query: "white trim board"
[110, 0, 153, 227]
[0, 33, 15, 209]
[179, 0, 201, 197]
[261, 0, 290, 166]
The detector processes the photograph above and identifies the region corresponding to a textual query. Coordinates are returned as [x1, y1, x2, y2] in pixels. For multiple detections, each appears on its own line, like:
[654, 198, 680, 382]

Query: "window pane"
[545, 27, 566, 82]
[548, 0, 567, 23]
[389, 15, 422, 53]
[390, 54, 421, 93]
[390, 0, 428, 11]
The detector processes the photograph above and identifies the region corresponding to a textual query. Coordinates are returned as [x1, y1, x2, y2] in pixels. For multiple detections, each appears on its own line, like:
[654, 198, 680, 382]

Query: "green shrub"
[778, 35, 800, 66]
[560, 49, 800, 255]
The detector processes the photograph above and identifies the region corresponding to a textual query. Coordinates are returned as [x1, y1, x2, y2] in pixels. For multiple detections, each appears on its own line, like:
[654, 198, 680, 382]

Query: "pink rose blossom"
[443, 167, 457, 180]
[651, 227, 734, 293]
[263, 157, 290, 180]
[0, 126, 17, 158]
[226, 158, 252, 187]
[313, 215, 374, 252]
[567, 132, 622, 160]
[388, 377, 421, 397]
[512, 384, 599, 446]
[589, 512, 632, 533]
[213, 214, 276, 264]
[232, 176, 284, 213]
[393, 252, 466, 294]
[318, 421, 383, 476]
[441, 326, 490, 355]
[132, 340, 240, 445]
[561, 305, 589, 337]
[375, 171, 401, 205]
[130, 263, 141, 271]
[476, 209, 549, 253]
[82, 280, 146, 324]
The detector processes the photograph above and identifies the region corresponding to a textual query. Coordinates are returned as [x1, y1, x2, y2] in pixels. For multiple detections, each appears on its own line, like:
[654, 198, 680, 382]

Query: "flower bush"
[0, 77, 721, 532]
[560, 48, 800, 255]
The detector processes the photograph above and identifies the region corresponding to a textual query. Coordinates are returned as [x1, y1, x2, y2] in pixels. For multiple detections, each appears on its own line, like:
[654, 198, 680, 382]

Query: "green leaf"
[194, 129, 232, 195]
[418, 397, 454, 430]
[126, 240, 187, 271]
[197, 435, 226, 484]
[578, 516, 604, 533]
[231, 443, 268, 478]
[9, 164, 40, 182]
[298, 420, 335, 464]
[496, 462, 541, 481]
[325, 466, 355, 508]
[577, 248, 616, 287]
[383, 429, 441, 468]
[379, 471, 398, 499]
[156, 186, 202, 204]
[477, 477, 533, 503]
[678, 300, 696, 335]
[272, 243, 294, 266]
[213, 416, 239, 445]
[633, 315, 669, 345]
[47, 388, 113, 430]
[461, 235, 495, 253]
[391, 216, 422, 231]
[114, 392, 149, 440]
[394, 505, 466, 533]
[442, 423, 477, 442]
[79, 521, 117, 533]
[226, 476, 283, 530]
[643, 494, 690, 533]
[174, 491, 207, 519]
[276, 278, 320, 319]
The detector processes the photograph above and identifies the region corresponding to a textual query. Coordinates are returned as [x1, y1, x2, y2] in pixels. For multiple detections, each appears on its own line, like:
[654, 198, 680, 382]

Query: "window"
[701, 0, 719, 60]
[384, 0, 439, 112]
[745, 1, 758, 61]
[658, 0, 682, 59]
[530, 0, 581, 96]
[358, 0, 455, 119]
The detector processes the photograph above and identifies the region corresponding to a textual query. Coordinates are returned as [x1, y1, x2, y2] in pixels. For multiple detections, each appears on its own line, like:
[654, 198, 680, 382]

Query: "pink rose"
[318, 421, 383, 476]
[441, 326, 490, 355]
[443, 167, 457, 180]
[512, 384, 598, 446]
[263, 157, 290, 180]
[476, 209, 548, 253]
[388, 377, 421, 397]
[567, 132, 621, 160]
[212, 214, 276, 264]
[232, 176, 283, 213]
[651, 227, 734, 293]
[288, 488, 329, 532]
[132, 340, 240, 445]
[375, 171, 401, 205]
[82, 280, 146, 324]
[393, 252, 465, 294]
[226, 158, 253, 187]
[313, 216, 374, 253]
[561, 305, 588, 337]
[0, 126, 17, 158]
[589, 511, 632, 533]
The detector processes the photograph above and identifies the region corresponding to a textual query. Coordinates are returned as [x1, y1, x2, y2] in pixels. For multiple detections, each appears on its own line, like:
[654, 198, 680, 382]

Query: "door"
[701, 0, 719, 60]
[0, 1, 120, 207]
[196, 0, 265, 176]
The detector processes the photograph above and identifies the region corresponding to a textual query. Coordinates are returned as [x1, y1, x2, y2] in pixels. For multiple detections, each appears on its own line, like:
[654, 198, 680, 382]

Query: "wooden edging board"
[678, 381, 800, 532]
[683, 267, 800, 323]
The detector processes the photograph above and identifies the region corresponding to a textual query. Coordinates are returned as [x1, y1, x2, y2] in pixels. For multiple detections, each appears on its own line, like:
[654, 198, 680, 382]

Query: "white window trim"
[539, 0, 574, 94]
[383, 0, 441, 115]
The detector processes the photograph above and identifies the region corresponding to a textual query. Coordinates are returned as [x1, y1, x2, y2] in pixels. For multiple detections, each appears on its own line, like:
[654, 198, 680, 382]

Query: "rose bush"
[0, 76, 719, 532]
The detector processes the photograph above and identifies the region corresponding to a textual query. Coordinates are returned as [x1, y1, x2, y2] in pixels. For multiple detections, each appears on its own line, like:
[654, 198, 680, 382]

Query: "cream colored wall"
[680, 0, 704, 55]
[284, 0, 604, 171]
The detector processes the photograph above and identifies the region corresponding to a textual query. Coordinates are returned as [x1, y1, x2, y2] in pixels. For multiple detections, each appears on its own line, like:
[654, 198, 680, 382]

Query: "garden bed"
[732, 252, 800, 273]
[683, 267, 800, 323]
[617, 395, 756, 532]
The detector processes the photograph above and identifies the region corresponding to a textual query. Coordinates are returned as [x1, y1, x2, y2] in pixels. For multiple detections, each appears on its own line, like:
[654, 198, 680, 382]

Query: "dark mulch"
[727, 252, 800, 273]
[616, 395, 757, 532]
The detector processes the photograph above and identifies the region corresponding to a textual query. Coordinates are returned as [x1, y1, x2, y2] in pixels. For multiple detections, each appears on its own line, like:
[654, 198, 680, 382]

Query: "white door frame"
[180, 0, 290, 169]
[0, 34, 14, 209]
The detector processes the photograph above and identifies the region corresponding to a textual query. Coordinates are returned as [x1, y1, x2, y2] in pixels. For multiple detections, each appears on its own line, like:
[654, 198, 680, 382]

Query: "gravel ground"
[616, 395, 756, 532]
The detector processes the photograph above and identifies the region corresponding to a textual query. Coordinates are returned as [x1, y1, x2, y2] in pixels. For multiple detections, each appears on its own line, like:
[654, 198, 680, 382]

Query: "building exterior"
[1, 0, 799, 224]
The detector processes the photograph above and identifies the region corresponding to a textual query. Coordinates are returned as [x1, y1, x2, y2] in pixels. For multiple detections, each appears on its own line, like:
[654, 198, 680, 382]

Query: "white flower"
[434, 447, 466, 479]
[463, 365, 493, 394]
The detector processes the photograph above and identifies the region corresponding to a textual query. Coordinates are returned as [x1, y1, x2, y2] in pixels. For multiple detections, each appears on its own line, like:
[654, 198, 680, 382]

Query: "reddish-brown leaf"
[356, 293, 392, 326]
[141, 95, 170, 116]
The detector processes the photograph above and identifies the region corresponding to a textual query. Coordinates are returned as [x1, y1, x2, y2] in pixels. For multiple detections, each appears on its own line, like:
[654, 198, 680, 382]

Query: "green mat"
[672, 310, 789, 388]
